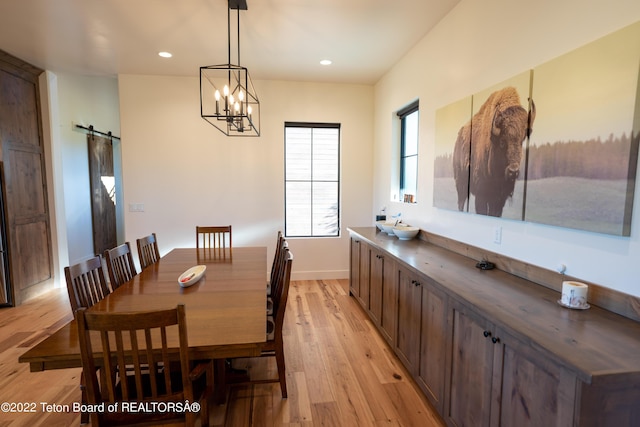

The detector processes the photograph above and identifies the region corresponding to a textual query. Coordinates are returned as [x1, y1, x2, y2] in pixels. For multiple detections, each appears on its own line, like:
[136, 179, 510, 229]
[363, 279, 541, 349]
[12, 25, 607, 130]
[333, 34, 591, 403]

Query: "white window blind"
[285, 123, 340, 237]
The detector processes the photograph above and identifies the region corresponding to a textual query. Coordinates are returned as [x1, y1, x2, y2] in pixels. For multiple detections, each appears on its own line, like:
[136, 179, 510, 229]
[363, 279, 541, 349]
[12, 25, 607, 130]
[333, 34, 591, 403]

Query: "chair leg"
[274, 347, 287, 398]
[79, 372, 88, 424]
[198, 393, 210, 427]
[213, 359, 227, 405]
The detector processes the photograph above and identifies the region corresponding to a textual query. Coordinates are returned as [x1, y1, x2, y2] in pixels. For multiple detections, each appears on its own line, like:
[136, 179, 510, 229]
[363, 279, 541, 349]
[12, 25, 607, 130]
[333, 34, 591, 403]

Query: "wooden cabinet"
[369, 245, 397, 344]
[348, 227, 640, 427]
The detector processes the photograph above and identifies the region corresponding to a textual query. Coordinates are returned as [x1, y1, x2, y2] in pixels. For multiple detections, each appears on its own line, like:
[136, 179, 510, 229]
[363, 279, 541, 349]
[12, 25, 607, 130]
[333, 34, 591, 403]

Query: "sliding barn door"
[88, 134, 117, 256]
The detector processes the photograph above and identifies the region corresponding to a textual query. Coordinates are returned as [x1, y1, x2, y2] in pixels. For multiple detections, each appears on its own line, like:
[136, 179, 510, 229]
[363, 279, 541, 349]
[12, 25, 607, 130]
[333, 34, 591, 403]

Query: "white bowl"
[375, 220, 386, 231]
[393, 225, 419, 240]
[380, 222, 397, 235]
[178, 265, 206, 287]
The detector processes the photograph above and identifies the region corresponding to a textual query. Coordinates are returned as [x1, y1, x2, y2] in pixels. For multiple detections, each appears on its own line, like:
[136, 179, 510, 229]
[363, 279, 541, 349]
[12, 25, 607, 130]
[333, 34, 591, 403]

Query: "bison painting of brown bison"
[453, 86, 535, 217]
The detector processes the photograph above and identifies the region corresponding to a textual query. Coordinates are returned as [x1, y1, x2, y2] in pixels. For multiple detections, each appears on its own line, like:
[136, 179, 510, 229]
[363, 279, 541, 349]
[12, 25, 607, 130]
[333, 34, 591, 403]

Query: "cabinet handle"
[483, 330, 492, 338]
[491, 337, 500, 344]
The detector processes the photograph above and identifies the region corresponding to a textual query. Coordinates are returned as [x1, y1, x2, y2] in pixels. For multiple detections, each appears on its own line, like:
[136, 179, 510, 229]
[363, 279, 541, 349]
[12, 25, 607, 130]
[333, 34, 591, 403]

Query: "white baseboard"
[290, 270, 349, 281]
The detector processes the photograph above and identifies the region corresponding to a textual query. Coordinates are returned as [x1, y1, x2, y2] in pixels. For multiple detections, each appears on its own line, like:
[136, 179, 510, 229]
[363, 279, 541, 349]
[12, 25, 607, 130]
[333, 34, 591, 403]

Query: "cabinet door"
[369, 247, 383, 324]
[349, 238, 361, 298]
[446, 302, 495, 427]
[396, 265, 422, 374]
[369, 247, 397, 345]
[492, 328, 576, 427]
[379, 253, 397, 345]
[417, 280, 448, 413]
[357, 242, 370, 309]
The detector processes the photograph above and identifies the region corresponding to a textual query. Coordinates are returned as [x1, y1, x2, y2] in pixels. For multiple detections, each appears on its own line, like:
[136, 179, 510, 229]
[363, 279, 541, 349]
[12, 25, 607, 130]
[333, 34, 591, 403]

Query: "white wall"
[373, 0, 640, 296]
[53, 73, 122, 265]
[118, 76, 373, 278]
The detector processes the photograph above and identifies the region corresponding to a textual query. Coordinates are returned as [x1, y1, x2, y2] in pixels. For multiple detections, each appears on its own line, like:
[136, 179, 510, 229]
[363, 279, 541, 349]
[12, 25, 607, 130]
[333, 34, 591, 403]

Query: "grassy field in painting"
[433, 176, 630, 235]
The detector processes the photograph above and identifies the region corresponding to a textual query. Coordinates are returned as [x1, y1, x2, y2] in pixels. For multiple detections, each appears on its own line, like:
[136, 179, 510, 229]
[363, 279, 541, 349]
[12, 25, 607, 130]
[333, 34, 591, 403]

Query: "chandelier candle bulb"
[214, 90, 220, 115]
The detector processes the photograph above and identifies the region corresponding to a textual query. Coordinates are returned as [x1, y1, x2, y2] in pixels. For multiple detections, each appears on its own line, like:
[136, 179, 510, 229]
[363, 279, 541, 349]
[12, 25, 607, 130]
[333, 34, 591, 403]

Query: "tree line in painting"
[434, 131, 637, 181]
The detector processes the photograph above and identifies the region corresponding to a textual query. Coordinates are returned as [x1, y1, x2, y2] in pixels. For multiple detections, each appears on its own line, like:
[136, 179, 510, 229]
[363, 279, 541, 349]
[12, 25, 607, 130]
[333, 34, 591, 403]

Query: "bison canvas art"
[434, 22, 639, 236]
[453, 86, 535, 217]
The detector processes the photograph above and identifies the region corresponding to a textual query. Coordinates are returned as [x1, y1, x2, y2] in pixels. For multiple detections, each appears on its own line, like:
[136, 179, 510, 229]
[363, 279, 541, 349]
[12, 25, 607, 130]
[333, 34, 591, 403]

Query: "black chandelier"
[200, 0, 260, 137]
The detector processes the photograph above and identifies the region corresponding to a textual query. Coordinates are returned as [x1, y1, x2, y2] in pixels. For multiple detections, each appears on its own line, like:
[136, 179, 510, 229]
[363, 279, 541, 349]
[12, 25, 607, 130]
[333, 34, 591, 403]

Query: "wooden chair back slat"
[104, 242, 137, 290]
[269, 239, 289, 308]
[269, 232, 284, 287]
[273, 249, 293, 336]
[196, 225, 232, 260]
[136, 233, 160, 270]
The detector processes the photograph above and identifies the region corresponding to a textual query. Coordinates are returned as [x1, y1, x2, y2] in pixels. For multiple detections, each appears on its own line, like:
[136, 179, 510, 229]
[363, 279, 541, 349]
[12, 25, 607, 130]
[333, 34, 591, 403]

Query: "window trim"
[398, 100, 419, 203]
[284, 122, 341, 238]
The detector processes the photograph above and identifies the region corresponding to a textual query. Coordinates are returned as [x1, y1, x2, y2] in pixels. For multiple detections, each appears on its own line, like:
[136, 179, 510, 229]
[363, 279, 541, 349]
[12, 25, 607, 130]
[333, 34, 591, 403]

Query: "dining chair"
[64, 255, 112, 423]
[266, 231, 283, 296]
[231, 249, 293, 398]
[76, 304, 213, 426]
[64, 255, 111, 312]
[266, 234, 288, 315]
[136, 232, 160, 270]
[196, 225, 232, 260]
[104, 242, 137, 290]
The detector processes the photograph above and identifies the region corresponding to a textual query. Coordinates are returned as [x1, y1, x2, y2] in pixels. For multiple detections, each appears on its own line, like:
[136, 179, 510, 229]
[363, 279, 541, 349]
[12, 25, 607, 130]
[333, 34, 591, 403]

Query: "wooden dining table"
[19, 247, 268, 372]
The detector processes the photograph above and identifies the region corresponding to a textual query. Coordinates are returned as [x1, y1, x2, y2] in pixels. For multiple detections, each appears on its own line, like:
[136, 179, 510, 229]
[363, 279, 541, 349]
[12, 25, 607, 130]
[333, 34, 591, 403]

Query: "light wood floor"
[0, 279, 444, 426]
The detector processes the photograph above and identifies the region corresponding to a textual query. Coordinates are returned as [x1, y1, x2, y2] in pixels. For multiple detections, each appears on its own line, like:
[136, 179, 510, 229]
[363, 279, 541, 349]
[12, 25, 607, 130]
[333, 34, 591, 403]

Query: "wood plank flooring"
[0, 279, 444, 426]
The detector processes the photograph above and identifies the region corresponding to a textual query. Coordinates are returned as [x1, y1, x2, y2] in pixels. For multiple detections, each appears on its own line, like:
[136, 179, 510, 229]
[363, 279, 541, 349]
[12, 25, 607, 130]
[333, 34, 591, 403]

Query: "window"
[285, 122, 340, 237]
[398, 101, 419, 203]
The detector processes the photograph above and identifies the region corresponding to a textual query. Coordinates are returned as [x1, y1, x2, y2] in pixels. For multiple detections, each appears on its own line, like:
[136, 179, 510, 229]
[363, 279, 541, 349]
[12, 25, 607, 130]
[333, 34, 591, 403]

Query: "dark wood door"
[88, 134, 117, 256]
[0, 50, 52, 305]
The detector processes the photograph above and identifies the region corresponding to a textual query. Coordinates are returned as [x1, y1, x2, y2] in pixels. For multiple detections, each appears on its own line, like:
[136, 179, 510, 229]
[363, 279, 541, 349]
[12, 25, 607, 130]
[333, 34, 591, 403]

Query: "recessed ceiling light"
[158, 51, 173, 58]
[320, 59, 332, 66]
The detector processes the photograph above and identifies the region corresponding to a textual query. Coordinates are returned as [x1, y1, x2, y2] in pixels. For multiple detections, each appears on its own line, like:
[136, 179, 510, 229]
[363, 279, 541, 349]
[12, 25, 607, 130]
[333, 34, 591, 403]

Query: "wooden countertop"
[348, 227, 640, 384]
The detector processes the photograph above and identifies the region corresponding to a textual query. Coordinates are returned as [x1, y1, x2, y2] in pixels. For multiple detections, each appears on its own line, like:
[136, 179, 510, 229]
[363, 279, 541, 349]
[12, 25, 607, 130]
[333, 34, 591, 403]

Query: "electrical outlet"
[493, 226, 502, 244]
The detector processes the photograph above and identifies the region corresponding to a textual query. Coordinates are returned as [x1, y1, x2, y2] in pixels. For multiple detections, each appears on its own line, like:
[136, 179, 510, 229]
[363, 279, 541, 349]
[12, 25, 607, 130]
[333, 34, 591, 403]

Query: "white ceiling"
[0, 0, 460, 85]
